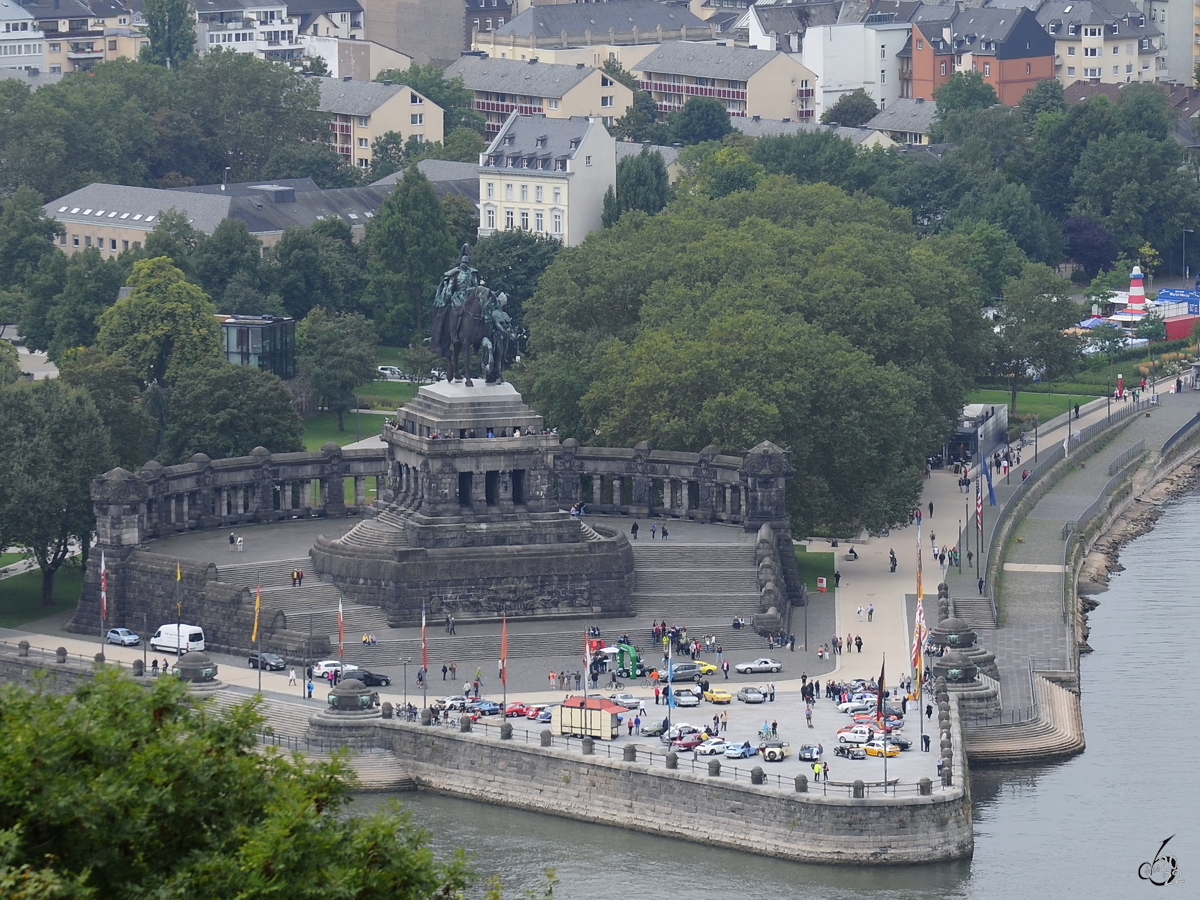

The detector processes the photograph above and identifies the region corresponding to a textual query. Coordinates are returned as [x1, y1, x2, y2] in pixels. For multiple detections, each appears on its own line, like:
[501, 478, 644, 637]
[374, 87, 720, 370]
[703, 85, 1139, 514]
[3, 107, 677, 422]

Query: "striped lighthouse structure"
[1126, 265, 1146, 316]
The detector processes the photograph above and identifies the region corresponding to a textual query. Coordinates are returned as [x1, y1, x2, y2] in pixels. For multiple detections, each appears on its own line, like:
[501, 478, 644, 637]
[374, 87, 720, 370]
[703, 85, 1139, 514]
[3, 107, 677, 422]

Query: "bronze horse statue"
[431, 283, 489, 387]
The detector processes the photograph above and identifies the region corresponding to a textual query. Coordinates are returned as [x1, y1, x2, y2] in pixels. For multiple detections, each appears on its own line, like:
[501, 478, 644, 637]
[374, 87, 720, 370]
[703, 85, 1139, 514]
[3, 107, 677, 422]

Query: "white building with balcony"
[194, 0, 303, 61]
[1, 2, 44, 71]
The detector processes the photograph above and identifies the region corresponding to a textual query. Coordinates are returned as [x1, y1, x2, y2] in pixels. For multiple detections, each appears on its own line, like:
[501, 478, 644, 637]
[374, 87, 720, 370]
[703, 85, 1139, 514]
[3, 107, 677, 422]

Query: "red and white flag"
[100, 551, 107, 624]
[337, 593, 344, 658]
[421, 600, 428, 671]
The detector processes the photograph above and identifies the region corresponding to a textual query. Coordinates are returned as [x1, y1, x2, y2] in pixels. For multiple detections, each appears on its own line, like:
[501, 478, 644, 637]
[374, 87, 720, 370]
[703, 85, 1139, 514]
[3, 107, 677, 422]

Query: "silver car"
[106, 627, 140, 646]
[734, 657, 783, 674]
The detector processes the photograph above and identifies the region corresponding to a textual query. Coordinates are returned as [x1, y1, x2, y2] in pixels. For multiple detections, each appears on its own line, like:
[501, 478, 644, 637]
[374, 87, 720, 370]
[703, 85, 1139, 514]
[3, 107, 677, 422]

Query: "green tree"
[160, 362, 303, 462]
[263, 222, 365, 319]
[141, 0, 196, 68]
[0, 669, 472, 896]
[933, 71, 998, 115]
[96, 257, 222, 385]
[994, 263, 1082, 408]
[676, 144, 764, 200]
[1134, 307, 1166, 342]
[377, 63, 486, 135]
[602, 60, 667, 143]
[0, 187, 62, 291]
[820, 88, 879, 127]
[0, 378, 113, 603]
[364, 165, 455, 342]
[261, 141, 363, 188]
[297, 307, 378, 430]
[0, 340, 18, 384]
[1017, 78, 1065, 134]
[602, 148, 671, 226]
[472, 229, 562, 325]
[443, 193, 479, 252]
[191, 218, 263, 302]
[368, 130, 409, 180]
[140, 208, 203, 277]
[670, 96, 732, 145]
[44, 247, 127, 361]
[57, 347, 157, 469]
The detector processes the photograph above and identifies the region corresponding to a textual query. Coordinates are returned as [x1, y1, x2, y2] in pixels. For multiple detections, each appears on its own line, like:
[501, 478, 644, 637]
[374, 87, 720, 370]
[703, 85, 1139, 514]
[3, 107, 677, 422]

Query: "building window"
[585, 155, 592, 166]
[940, 61, 946, 76]
[1113, 66, 1119, 75]
[473, 18, 480, 32]
[1084, 47, 1098, 57]
[548, 99, 558, 110]
[358, 137, 368, 148]
[1126, 44, 1134, 55]
[880, 69, 886, 84]
[916, 39, 923, 50]
[881, 44, 886, 59]
[553, 187, 562, 205]
[411, 93, 423, 104]
[486, 182, 494, 199]
[498, 17, 504, 26]
[1067, 66, 1076, 76]
[983, 63, 990, 76]
[72, 234, 79, 246]
[520, 210, 529, 229]
[122, 240, 128, 250]
[601, 75, 613, 87]
[1084, 67, 1101, 78]
[358, 116, 369, 127]
[411, 113, 423, 125]
[110, 238, 116, 250]
[1026, 63, 1031, 74]
[1112, 45, 1119, 55]
[601, 95, 614, 107]
[49, 64, 62, 73]
[84, 236, 91, 247]
[1068, 47, 1075, 56]
[505, 209, 514, 229]
[486, 207, 496, 229]
[358, 158, 369, 168]
[552, 211, 562, 235]
[535, 185, 543, 202]
[505, 183, 513, 200]
[535, 211, 544, 231]
[520, 184, 528, 201]
[49, 42, 60, 52]
[108, 39, 116, 50]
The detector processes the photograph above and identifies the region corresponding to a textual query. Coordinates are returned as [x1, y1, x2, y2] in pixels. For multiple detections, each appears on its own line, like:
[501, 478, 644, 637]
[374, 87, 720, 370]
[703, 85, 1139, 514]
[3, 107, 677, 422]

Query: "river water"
[355, 491, 1200, 898]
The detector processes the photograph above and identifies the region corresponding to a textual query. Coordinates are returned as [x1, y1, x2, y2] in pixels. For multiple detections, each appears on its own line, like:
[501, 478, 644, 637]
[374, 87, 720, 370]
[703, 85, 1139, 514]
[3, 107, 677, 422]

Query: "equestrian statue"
[431, 245, 516, 386]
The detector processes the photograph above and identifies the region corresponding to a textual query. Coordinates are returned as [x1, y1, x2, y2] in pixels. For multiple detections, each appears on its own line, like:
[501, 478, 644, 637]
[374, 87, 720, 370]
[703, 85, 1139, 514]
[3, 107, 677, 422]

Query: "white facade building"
[0, 2, 45, 72]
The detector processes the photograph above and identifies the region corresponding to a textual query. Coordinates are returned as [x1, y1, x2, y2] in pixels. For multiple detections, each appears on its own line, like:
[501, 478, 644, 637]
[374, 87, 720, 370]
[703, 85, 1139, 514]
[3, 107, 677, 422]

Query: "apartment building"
[445, 55, 633, 134]
[477, 112, 615, 246]
[1, 2, 43, 71]
[286, 0, 363, 39]
[315, 75, 442, 170]
[1031, 0, 1160, 86]
[194, 0, 305, 62]
[464, 0, 512, 51]
[634, 41, 818, 121]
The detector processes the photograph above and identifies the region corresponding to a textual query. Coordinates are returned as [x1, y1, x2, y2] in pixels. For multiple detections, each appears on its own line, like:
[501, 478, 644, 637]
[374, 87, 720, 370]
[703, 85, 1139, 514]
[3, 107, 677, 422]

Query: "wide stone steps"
[330, 518, 408, 552]
[196, 687, 314, 738]
[963, 675, 1085, 764]
[629, 543, 761, 623]
[216, 558, 312, 589]
[951, 597, 998, 630]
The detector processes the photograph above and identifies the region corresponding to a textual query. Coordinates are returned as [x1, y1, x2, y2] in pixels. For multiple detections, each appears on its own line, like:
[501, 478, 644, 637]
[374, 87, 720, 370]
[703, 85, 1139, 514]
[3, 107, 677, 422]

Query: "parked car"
[377, 365, 403, 379]
[695, 739, 730, 756]
[665, 662, 703, 682]
[660, 724, 700, 744]
[692, 660, 718, 675]
[641, 720, 668, 737]
[674, 689, 700, 707]
[724, 741, 758, 759]
[863, 740, 901, 758]
[312, 660, 358, 679]
[248, 651, 286, 671]
[608, 693, 641, 709]
[837, 725, 880, 745]
[838, 698, 877, 714]
[536, 706, 555, 723]
[834, 744, 867, 760]
[341, 669, 392, 687]
[506, 702, 531, 717]
[797, 743, 824, 761]
[106, 627, 140, 646]
[435, 695, 464, 710]
[886, 734, 913, 751]
[440, 696, 473, 712]
[736, 687, 766, 704]
[735, 657, 782, 674]
[702, 687, 732, 704]
[524, 704, 550, 719]
[670, 732, 706, 752]
[759, 740, 792, 762]
[467, 699, 502, 716]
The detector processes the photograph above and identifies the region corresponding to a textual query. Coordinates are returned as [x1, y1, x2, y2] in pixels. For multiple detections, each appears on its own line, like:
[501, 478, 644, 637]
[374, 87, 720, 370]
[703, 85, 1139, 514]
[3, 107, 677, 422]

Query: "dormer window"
[535, 135, 547, 147]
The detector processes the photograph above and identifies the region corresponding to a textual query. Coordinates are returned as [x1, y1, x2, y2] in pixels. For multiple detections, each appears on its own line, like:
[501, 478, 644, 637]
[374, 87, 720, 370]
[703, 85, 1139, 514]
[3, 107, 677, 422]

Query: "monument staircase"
[629, 543, 761, 624]
[951, 597, 997, 629]
[962, 674, 1085, 764]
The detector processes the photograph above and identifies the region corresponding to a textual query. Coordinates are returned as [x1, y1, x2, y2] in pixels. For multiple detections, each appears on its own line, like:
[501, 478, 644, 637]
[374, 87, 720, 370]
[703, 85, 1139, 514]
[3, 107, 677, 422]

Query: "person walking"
[297, 570, 303, 586]
[650, 522, 657, 539]
[805, 707, 813, 728]
[634, 714, 641, 735]
[236, 535, 244, 552]
[654, 685, 661, 705]
[867, 604, 874, 622]
[922, 733, 931, 752]
[978, 576, 985, 595]
[288, 668, 296, 686]
[770, 720, 778, 738]
[722, 659, 730, 679]
[720, 710, 728, 732]
[855, 635, 863, 653]
[789, 633, 796, 651]
[631, 522, 639, 540]
[967, 549, 974, 569]
[928, 500, 934, 518]
[834, 570, 841, 588]
[307, 680, 313, 699]
[151, 658, 159, 676]
[229, 532, 236, 552]
[768, 683, 776, 702]
[442, 664, 448, 681]
[661, 525, 668, 540]
[549, 670, 557, 688]
[449, 661, 457, 680]
[291, 569, 297, 587]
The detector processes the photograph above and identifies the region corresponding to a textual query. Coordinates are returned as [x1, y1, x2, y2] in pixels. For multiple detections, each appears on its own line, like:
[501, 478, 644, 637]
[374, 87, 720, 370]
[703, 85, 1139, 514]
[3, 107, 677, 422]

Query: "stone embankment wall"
[376, 720, 973, 865]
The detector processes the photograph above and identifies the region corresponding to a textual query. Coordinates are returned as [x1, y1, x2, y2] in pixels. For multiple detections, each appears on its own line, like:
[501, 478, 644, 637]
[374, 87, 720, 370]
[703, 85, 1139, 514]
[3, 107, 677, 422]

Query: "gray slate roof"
[636, 41, 784, 81]
[616, 141, 681, 168]
[484, 115, 594, 165]
[315, 76, 407, 117]
[371, 159, 481, 202]
[1032, 0, 1160, 39]
[864, 97, 938, 134]
[18, 0, 92, 18]
[444, 56, 592, 100]
[170, 177, 322, 197]
[495, 0, 705, 38]
[733, 117, 881, 146]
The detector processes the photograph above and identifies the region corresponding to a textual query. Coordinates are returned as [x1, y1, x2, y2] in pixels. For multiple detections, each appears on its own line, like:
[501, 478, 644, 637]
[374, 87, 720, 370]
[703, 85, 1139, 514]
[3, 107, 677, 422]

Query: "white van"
[150, 624, 206, 654]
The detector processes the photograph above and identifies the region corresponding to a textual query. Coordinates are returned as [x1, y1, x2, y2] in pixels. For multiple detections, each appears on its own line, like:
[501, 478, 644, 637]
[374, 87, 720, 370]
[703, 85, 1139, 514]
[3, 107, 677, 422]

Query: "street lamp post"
[1184, 228, 1194, 282]
[399, 657, 412, 714]
[1033, 415, 1039, 464]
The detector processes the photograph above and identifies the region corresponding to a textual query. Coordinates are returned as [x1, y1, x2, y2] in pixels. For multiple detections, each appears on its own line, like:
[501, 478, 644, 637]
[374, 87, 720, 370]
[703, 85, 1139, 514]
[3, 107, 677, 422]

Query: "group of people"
[816, 634, 863, 660]
[290, 569, 305, 586]
[549, 670, 583, 691]
[630, 521, 669, 540]
[765, 631, 797, 651]
[361, 633, 378, 646]
[570, 503, 587, 517]
[227, 532, 244, 552]
[148, 658, 173, 676]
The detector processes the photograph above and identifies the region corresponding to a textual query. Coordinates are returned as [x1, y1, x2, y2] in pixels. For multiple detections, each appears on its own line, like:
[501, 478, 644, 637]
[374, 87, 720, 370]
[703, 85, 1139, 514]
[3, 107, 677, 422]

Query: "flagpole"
[175, 561, 182, 657]
[255, 570, 262, 693]
[99, 550, 107, 657]
[421, 599, 428, 711]
[501, 601, 507, 715]
[882, 652, 888, 789]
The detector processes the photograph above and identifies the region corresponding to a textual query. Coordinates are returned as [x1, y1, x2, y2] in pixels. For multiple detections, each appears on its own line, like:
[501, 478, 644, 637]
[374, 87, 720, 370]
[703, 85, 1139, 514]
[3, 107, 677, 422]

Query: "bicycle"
[603, 678, 624, 691]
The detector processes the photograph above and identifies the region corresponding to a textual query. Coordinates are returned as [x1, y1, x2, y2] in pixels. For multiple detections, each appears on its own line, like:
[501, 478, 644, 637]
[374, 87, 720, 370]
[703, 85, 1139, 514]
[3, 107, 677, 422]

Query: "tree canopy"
[516, 179, 989, 533]
[141, 0, 196, 68]
[820, 89, 879, 127]
[602, 148, 671, 226]
[0, 670, 471, 897]
[297, 307, 378, 431]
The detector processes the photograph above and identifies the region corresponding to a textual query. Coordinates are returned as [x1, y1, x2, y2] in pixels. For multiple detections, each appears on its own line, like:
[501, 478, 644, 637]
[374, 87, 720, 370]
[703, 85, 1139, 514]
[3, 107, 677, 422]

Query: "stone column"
[354, 476, 366, 508]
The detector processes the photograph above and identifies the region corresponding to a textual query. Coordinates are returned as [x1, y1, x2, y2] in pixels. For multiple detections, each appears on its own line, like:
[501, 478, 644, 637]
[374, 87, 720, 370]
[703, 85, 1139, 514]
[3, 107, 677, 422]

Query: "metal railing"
[1108, 439, 1145, 475]
[257, 732, 383, 753]
[963, 658, 1038, 727]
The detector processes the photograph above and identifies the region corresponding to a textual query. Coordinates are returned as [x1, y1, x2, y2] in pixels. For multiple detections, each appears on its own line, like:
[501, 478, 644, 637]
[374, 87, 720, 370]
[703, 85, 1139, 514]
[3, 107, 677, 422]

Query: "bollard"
[381, 702, 393, 719]
[853, 779, 865, 799]
[132, 659, 144, 677]
[582, 737, 594, 755]
[55, 647, 67, 664]
[751, 766, 765, 785]
[500, 722, 513, 740]
[942, 766, 953, 787]
[665, 751, 678, 770]
[420, 708, 432, 726]
[540, 729, 552, 747]
[707, 758, 721, 777]
[17, 640, 29, 658]
[919, 777, 933, 796]
[623, 744, 638, 762]
[795, 774, 808, 793]
[459, 717, 472, 733]
[94, 652, 105, 664]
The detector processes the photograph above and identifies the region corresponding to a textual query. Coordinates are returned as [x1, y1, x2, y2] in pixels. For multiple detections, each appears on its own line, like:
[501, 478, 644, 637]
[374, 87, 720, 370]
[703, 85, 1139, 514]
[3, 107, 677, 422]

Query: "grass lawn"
[794, 545, 836, 593]
[0, 551, 30, 568]
[355, 379, 417, 410]
[0, 566, 83, 629]
[968, 389, 1103, 422]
